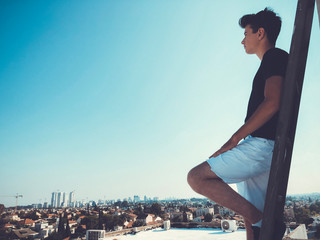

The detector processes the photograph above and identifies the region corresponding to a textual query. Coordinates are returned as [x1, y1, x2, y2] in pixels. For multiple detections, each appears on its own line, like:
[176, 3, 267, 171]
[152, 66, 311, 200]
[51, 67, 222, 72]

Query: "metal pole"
[259, 0, 315, 239]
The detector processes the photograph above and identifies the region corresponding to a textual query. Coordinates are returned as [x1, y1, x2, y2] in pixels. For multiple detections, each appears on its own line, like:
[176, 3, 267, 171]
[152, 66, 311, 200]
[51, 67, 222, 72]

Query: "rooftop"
[104, 228, 246, 240]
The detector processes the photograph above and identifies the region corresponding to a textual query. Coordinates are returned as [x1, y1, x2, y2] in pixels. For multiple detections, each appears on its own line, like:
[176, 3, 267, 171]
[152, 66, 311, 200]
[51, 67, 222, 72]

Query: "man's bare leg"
[245, 219, 254, 240]
[187, 161, 262, 225]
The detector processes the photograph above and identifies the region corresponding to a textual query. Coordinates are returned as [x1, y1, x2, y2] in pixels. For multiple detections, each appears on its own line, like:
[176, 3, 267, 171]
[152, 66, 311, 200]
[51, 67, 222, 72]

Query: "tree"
[0, 204, 4, 214]
[98, 209, 103, 230]
[58, 214, 65, 235]
[83, 216, 99, 230]
[134, 206, 144, 216]
[27, 211, 39, 220]
[94, 204, 99, 212]
[310, 203, 320, 214]
[41, 212, 49, 219]
[0, 219, 8, 231]
[204, 213, 213, 222]
[304, 217, 314, 226]
[150, 203, 162, 216]
[102, 214, 113, 231]
[45, 232, 64, 240]
[115, 201, 122, 208]
[74, 225, 86, 237]
[206, 201, 214, 207]
[64, 217, 71, 238]
[183, 212, 188, 222]
[295, 207, 313, 226]
[113, 215, 124, 227]
[132, 221, 144, 227]
[172, 214, 183, 222]
[121, 201, 129, 208]
[179, 206, 190, 213]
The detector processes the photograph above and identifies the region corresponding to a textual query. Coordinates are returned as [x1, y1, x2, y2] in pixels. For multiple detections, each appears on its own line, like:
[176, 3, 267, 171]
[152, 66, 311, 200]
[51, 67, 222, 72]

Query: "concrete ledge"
[283, 224, 308, 240]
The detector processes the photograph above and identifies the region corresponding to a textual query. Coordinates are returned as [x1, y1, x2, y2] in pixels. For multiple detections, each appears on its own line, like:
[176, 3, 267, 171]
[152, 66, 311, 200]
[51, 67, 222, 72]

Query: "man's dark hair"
[239, 8, 281, 45]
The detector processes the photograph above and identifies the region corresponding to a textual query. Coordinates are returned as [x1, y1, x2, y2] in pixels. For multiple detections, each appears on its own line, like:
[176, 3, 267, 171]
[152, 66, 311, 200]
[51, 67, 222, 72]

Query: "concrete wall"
[283, 224, 308, 240]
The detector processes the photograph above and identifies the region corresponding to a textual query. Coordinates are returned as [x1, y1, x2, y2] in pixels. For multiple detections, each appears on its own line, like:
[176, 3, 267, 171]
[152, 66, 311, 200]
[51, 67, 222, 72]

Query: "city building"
[51, 192, 58, 208]
[69, 191, 75, 207]
[57, 192, 62, 207]
[133, 195, 140, 203]
[195, 208, 214, 217]
[61, 192, 67, 207]
[86, 230, 105, 240]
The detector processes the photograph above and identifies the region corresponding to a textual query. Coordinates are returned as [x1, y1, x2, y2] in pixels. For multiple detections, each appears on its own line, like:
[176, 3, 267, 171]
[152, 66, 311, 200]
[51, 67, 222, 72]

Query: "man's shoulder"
[266, 48, 289, 59]
[262, 48, 288, 67]
[259, 48, 288, 79]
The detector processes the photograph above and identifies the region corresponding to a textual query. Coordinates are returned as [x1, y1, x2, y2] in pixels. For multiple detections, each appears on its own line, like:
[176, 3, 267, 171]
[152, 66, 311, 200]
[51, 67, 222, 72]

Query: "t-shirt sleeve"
[263, 50, 288, 80]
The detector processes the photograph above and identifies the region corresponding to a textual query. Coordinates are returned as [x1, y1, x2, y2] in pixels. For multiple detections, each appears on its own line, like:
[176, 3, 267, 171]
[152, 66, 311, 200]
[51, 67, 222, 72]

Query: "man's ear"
[257, 28, 266, 40]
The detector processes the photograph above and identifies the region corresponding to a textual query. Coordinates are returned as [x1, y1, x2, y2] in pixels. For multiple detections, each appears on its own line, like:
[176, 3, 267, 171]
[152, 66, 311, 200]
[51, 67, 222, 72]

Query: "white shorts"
[206, 135, 275, 212]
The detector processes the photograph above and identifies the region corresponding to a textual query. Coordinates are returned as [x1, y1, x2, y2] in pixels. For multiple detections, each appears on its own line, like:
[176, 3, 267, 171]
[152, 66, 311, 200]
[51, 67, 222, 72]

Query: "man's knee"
[187, 167, 198, 187]
[187, 167, 202, 193]
[187, 162, 213, 192]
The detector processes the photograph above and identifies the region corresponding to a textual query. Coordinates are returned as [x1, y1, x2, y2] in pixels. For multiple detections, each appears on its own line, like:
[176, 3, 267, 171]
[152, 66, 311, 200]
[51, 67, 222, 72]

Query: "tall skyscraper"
[51, 191, 73, 208]
[51, 192, 58, 208]
[57, 192, 63, 207]
[69, 191, 75, 207]
[61, 192, 68, 207]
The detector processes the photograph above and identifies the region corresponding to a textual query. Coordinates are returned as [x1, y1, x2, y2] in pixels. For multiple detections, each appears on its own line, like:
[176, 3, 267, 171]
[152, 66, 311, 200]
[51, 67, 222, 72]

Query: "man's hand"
[209, 135, 240, 159]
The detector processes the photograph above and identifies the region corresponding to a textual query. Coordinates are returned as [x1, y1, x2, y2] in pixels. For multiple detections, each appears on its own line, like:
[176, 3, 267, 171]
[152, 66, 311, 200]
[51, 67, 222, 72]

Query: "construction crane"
[0, 193, 23, 211]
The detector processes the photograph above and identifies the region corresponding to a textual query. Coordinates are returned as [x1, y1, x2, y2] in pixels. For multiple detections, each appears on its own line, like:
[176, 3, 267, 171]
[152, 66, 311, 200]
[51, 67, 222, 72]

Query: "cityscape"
[40, 191, 161, 210]
[1, 192, 320, 239]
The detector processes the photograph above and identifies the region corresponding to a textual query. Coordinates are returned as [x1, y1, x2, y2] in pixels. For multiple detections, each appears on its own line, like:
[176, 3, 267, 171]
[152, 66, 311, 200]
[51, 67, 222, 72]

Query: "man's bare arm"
[209, 75, 283, 158]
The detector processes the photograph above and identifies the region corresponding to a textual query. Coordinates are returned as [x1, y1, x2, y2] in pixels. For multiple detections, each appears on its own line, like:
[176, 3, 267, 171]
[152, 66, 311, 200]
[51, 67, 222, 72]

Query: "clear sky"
[0, 0, 319, 207]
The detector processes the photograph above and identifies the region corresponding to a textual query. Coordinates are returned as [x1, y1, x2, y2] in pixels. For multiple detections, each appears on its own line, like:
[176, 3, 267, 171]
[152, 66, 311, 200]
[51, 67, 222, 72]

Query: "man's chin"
[245, 49, 254, 54]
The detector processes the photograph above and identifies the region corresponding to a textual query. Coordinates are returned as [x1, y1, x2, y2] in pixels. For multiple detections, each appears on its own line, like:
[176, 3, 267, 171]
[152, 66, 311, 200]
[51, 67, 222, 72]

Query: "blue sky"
[0, 0, 319, 207]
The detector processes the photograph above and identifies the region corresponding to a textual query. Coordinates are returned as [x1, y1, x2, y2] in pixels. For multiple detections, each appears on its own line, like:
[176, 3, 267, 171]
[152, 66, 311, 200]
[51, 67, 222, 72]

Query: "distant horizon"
[2, 192, 320, 208]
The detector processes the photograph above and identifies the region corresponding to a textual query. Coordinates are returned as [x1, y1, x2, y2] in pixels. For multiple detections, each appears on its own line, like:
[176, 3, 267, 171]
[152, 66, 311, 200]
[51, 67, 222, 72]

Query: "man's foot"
[251, 226, 260, 240]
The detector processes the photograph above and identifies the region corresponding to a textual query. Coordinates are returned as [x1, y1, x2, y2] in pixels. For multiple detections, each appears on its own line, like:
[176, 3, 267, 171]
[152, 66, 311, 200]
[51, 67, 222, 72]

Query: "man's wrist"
[231, 133, 243, 143]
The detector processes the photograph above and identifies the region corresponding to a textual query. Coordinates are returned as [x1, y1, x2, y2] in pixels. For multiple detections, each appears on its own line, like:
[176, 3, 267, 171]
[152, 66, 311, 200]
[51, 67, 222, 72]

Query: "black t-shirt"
[245, 48, 289, 140]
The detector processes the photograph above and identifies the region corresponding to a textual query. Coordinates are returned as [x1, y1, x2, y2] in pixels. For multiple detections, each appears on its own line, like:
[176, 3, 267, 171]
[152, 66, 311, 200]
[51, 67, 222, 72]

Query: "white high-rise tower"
[57, 192, 63, 207]
[69, 191, 75, 207]
[51, 192, 58, 208]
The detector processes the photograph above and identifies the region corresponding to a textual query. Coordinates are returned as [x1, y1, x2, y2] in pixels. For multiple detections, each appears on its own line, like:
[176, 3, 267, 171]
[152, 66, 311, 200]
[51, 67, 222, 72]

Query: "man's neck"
[256, 43, 275, 60]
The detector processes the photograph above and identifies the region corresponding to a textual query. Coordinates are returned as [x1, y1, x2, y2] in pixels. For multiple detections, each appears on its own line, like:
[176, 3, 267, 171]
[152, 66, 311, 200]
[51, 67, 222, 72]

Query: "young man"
[187, 8, 288, 240]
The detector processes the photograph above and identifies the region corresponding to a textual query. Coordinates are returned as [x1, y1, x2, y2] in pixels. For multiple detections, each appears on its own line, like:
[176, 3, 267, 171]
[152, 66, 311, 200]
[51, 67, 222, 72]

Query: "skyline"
[5, 191, 320, 209]
[1, 0, 319, 207]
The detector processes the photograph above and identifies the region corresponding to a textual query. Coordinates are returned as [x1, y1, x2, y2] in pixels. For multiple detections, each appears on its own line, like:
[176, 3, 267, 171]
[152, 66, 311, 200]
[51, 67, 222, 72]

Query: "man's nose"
[241, 39, 244, 45]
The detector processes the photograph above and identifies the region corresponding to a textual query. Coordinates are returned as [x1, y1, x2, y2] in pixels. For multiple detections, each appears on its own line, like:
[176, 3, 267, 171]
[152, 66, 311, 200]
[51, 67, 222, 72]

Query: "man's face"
[241, 25, 260, 54]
